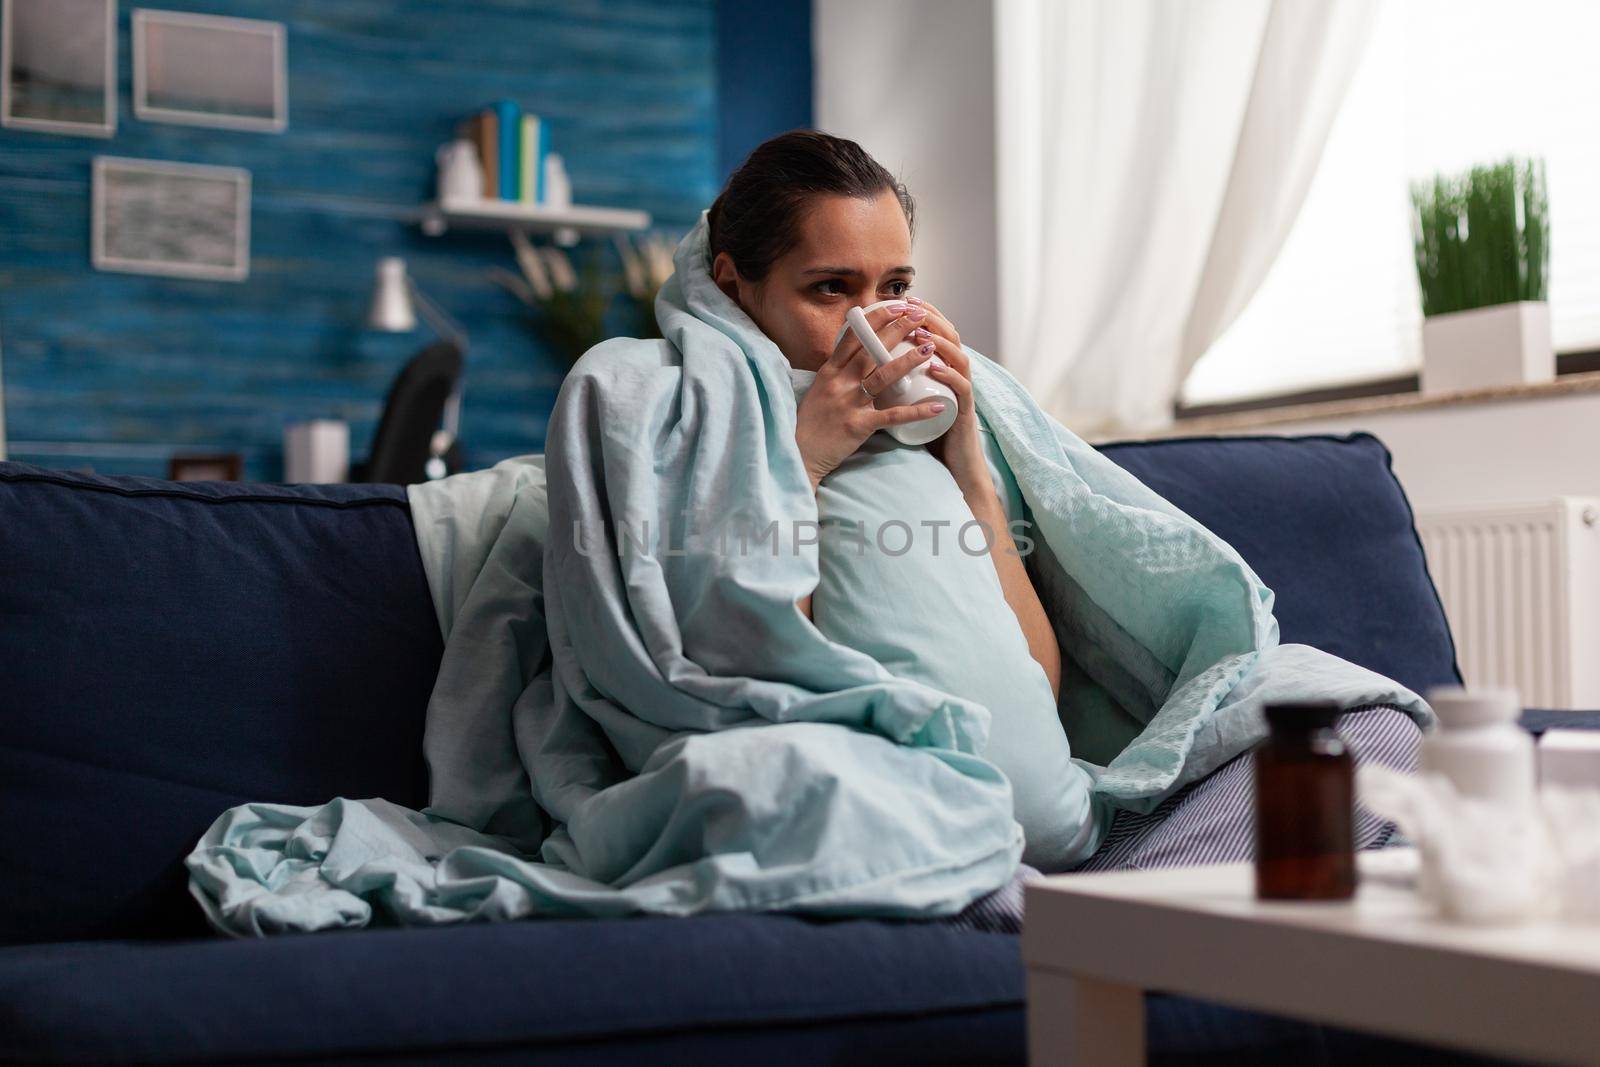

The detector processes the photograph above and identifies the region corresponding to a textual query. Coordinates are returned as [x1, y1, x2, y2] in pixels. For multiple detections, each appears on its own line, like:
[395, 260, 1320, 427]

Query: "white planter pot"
[1420, 300, 1554, 396]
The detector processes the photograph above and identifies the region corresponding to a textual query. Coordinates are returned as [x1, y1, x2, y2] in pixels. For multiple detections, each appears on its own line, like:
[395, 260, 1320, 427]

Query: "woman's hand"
[794, 302, 946, 490]
[908, 298, 990, 497]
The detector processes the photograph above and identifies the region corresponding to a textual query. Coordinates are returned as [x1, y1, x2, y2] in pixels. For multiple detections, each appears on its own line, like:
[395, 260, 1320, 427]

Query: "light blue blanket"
[185, 210, 1432, 936]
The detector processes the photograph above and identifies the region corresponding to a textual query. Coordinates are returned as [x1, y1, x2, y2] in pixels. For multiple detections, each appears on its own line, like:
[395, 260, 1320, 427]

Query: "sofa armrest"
[0, 460, 444, 944]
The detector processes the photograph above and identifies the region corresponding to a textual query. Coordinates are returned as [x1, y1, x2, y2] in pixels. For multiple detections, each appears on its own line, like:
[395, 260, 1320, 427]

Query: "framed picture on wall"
[0, 0, 117, 137]
[92, 156, 252, 282]
[133, 9, 287, 133]
[169, 453, 242, 481]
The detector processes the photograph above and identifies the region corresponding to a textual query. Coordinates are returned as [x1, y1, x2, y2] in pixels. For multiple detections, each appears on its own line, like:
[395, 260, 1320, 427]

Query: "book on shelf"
[520, 113, 547, 204]
[492, 99, 519, 202]
[456, 110, 497, 199]
[454, 102, 551, 207]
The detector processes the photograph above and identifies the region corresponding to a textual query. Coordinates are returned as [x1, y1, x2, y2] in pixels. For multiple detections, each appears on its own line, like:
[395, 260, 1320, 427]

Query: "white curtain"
[994, 0, 1376, 435]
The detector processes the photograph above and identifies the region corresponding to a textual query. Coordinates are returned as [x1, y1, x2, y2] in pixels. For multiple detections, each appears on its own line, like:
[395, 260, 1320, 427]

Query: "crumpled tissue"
[1358, 765, 1600, 925]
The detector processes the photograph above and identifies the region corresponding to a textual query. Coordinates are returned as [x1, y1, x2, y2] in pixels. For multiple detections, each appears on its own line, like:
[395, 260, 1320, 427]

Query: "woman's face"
[711, 190, 915, 372]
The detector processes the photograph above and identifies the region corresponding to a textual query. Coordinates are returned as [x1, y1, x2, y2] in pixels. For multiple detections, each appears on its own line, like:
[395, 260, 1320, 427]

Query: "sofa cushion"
[0, 462, 443, 946]
[0, 915, 1025, 1065]
[0, 916, 1497, 1067]
[1095, 433, 1460, 698]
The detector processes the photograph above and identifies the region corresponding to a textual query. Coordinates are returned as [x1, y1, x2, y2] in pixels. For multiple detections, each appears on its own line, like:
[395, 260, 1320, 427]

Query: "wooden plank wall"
[0, 0, 719, 478]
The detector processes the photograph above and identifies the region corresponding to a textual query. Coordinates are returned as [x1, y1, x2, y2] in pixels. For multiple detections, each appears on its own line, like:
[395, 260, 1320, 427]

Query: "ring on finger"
[859, 379, 877, 402]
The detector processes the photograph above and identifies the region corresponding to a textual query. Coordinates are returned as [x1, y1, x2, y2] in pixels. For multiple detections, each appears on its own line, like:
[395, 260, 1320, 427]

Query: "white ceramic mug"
[834, 298, 959, 446]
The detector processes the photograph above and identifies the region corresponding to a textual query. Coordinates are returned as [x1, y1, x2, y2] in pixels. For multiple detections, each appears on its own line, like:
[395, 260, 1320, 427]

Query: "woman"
[708, 137, 1062, 701]
[699, 130, 1421, 877]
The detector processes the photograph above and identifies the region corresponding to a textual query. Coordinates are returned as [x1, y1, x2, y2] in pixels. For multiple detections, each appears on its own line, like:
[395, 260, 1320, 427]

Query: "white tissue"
[1357, 765, 1600, 925]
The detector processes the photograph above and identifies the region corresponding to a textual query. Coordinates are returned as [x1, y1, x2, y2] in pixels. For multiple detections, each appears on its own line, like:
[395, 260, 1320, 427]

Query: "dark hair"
[707, 129, 915, 283]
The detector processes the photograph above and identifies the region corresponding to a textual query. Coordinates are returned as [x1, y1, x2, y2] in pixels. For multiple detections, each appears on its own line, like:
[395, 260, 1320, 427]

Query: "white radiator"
[1415, 498, 1600, 709]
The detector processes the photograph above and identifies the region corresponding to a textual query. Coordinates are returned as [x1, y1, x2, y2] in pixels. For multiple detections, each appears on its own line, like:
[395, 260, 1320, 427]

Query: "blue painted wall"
[715, 0, 812, 182]
[0, 0, 743, 479]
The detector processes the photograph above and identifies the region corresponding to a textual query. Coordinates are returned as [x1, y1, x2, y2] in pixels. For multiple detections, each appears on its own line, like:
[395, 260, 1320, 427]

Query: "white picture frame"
[92, 156, 252, 282]
[0, 0, 117, 138]
[132, 9, 286, 133]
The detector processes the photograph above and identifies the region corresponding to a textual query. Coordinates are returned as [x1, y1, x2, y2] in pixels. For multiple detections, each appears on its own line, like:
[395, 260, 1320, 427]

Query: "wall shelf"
[417, 198, 651, 246]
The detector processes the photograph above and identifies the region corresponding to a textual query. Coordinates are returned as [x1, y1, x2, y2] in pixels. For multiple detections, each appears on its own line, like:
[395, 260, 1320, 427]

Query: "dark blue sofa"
[0, 433, 1574, 1065]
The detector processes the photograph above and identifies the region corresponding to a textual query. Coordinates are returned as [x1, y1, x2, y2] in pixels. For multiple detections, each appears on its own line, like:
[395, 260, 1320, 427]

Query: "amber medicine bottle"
[1254, 702, 1356, 900]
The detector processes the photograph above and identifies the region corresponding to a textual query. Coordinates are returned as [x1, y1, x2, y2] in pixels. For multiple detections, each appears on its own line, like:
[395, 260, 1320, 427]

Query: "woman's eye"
[813, 280, 912, 297]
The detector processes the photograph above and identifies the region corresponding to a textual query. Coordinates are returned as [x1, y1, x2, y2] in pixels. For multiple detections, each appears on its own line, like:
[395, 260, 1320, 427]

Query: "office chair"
[350, 341, 464, 485]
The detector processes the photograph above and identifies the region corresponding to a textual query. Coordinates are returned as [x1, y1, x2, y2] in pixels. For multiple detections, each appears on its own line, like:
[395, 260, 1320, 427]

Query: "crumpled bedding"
[185, 210, 1433, 937]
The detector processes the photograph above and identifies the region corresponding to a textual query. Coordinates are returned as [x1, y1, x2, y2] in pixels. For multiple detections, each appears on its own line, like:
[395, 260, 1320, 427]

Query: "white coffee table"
[1023, 849, 1600, 1066]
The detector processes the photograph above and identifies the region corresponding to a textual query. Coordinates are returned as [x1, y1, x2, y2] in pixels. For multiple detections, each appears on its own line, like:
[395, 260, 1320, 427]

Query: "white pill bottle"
[1420, 685, 1536, 805]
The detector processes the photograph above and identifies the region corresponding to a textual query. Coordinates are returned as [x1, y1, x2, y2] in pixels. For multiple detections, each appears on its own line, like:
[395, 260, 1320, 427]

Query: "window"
[1181, 0, 1600, 408]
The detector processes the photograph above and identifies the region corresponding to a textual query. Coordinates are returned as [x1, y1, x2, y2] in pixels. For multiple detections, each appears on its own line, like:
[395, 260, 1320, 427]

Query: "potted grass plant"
[1411, 156, 1551, 395]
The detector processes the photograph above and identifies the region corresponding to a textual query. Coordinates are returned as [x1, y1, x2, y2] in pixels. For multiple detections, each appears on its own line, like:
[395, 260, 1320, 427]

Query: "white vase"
[543, 152, 572, 209]
[436, 140, 484, 205]
[1420, 300, 1554, 396]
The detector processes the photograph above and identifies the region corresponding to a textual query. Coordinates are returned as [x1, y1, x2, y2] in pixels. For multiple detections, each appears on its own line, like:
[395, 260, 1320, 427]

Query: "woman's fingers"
[930, 359, 971, 402]
[826, 302, 923, 368]
[920, 332, 970, 378]
[909, 297, 959, 340]
[863, 340, 936, 395]
[873, 398, 950, 428]
[927, 359, 973, 406]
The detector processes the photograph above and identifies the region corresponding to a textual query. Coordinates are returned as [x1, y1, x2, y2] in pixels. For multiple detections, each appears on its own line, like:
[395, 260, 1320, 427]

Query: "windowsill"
[1158, 369, 1600, 438]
